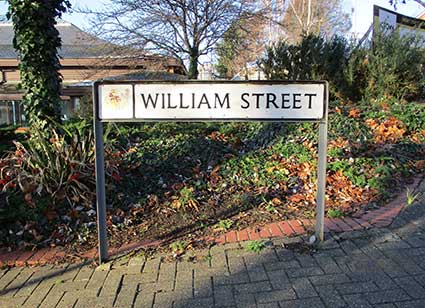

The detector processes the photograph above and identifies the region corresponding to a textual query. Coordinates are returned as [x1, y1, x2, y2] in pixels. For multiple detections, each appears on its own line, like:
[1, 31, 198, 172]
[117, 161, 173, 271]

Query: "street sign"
[96, 81, 326, 121]
[93, 80, 328, 263]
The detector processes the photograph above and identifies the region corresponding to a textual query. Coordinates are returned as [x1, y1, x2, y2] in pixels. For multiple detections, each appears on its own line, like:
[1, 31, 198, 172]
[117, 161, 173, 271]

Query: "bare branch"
[78, 0, 258, 79]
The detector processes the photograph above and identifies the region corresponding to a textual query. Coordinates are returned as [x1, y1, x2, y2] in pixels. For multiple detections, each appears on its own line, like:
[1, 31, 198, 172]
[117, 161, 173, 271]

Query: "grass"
[246, 241, 266, 253]
[265, 205, 277, 213]
[406, 188, 420, 206]
[169, 240, 187, 253]
[216, 219, 233, 231]
[327, 209, 345, 218]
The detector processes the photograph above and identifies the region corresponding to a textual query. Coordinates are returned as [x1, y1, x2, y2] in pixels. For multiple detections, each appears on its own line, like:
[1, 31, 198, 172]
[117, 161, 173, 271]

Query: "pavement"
[1, 176, 425, 308]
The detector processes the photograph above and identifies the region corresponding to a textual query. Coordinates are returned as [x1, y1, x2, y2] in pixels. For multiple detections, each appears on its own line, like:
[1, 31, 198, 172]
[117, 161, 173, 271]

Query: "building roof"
[0, 21, 108, 58]
[0, 20, 187, 85]
[1, 71, 187, 98]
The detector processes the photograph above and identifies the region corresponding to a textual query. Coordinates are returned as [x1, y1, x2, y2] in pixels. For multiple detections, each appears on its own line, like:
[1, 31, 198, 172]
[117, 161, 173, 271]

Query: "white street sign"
[97, 81, 326, 121]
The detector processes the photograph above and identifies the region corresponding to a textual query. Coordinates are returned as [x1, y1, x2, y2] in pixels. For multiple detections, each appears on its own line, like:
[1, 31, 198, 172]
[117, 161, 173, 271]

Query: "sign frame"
[94, 80, 328, 123]
[93, 80, 328, 263]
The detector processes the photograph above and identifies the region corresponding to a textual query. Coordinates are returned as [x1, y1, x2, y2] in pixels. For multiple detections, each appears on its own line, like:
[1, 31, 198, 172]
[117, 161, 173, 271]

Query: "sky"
[0, 0, 424, 39]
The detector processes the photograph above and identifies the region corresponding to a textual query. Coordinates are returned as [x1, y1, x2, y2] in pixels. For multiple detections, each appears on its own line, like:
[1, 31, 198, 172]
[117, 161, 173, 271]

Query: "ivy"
[7, 0, 71, 128]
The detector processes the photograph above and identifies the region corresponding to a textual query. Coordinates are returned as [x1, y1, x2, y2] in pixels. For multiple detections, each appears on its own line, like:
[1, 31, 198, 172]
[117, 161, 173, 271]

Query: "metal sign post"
[93, 80, 328, 263]
[315, 103, 328, 242]
[93, 87, 109, 263]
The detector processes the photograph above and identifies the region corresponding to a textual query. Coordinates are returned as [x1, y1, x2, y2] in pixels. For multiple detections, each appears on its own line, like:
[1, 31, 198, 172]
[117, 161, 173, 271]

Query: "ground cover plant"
[0, 30, 424, 258]
[1, 97, 424, 255]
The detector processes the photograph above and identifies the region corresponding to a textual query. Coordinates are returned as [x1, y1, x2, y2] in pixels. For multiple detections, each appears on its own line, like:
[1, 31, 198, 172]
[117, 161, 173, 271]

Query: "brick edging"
[1, 175, 422, 267]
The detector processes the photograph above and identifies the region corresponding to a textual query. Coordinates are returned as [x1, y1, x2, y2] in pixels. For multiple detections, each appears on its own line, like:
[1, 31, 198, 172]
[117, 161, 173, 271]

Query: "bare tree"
[214, 0, 351, 79]
[216, 13, 267, 79]
[268, 0, 351, 43]
[83, 0, 258, 79]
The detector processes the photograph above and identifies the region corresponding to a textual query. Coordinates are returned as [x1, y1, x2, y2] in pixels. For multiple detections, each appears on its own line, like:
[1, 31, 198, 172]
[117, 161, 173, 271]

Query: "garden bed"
[0, 99, 424, 257]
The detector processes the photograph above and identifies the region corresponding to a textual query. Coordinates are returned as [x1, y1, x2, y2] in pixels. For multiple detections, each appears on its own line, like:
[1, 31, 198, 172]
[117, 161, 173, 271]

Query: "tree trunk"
[188, 48, 199, 79]
[244, 63, 249, 80]
[306, 0, 312, 35]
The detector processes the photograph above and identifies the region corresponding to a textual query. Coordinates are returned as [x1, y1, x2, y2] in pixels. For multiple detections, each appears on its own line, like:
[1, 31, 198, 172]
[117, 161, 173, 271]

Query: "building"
[0, 20, 186, 125]
[374, 5, 425, 34]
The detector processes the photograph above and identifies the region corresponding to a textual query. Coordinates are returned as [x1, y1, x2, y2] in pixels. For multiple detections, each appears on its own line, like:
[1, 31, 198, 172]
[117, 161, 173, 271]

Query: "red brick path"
[0, 176, 421, 267]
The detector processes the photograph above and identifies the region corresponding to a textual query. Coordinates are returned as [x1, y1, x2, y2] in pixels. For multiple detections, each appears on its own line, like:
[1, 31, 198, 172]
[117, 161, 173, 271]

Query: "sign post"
[93, 80, 328, 263]
[93, 87, 109, 262]
[315, 110, 328, 242]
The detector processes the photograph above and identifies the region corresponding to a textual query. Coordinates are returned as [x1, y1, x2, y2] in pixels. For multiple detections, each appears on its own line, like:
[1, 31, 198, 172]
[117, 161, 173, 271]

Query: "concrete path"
[1, 178, 425, 308]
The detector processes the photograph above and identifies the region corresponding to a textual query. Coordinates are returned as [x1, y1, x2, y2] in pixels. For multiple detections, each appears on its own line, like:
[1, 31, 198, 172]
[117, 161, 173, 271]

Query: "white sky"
[0, 0, 424, 40]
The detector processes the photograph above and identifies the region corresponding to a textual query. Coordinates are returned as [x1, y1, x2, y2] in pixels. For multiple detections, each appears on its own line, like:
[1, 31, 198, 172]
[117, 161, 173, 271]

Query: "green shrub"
[365, 27, 425, 100]
[344, 47, 368, 101]
[0, 120, 119, 210]
[1, 128, 92, 208]
[261, 29, 425, 102]
[260, 34, 351, 99]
